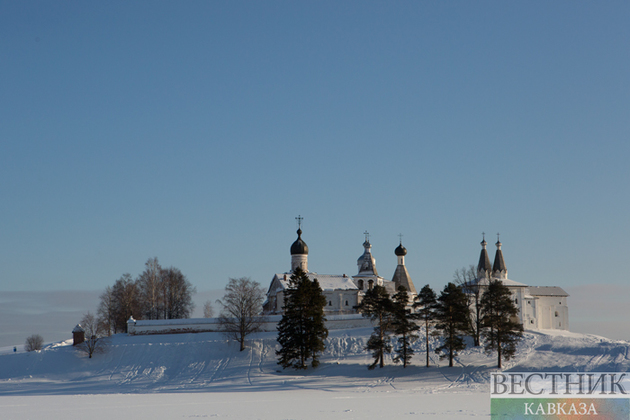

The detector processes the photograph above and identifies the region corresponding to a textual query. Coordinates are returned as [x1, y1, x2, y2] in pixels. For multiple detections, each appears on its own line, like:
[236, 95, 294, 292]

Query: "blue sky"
[1, 1, 629, 297]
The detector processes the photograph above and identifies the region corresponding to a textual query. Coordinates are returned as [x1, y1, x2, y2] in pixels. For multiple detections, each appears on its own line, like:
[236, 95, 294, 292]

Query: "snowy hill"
[1, 329, 629, 419]
[1, 328, 628, 396]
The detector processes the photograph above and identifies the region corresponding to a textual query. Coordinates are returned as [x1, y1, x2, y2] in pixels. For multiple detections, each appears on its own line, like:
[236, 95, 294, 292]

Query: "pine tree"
[391, 286, 419, 367]
[414, 284, 437, 368]
[276, 268, 328, 369]
[480, 280, 524, 368]
[358, 285, 394, 369]
[434, 282, 469, 367]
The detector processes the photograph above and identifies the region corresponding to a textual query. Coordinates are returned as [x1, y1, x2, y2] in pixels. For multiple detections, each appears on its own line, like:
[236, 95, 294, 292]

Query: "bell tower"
[290, 216, 308, 272]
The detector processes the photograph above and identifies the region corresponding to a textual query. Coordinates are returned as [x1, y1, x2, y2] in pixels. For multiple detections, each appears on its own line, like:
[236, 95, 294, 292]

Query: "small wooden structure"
[72, 324, 85, 346]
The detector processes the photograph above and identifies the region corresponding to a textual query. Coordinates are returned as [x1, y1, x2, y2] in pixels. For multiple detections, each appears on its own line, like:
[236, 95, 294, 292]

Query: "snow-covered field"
[1, 328, 629, 419]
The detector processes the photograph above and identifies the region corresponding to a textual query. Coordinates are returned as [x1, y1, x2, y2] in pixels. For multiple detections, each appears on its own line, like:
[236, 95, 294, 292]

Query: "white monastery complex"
[127, 218, 569, 336]
[263, 220, 569, 331]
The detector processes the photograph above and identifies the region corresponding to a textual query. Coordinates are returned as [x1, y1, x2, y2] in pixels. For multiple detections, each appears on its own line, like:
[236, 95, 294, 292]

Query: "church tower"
[290, 216, 308, 273]
[492, 235, 508, 280]
[353, 231, 384, 290]
[477, 234, 492, 281]
[391, 239, 417, 294]
[357, 232, 378, 277]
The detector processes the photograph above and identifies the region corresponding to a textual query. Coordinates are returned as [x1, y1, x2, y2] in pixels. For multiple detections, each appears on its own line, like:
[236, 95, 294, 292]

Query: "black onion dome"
[290, 228, 308, 255]
[395, 243, 407, 256]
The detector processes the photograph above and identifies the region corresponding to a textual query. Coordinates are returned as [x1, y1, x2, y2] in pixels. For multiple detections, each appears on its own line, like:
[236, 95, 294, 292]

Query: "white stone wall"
[519, 293, 569, 331]
[522, 297, 538, 329]
[127, 314, 373, 335]
[274, 291, 284, 313]
[534, 295, 569, 330]
[483, 285, 569, 331]
[323, 291, 359, 313]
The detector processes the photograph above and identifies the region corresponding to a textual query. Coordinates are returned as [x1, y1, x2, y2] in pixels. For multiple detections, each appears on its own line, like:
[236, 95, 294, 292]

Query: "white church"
[473, 235, 569, 330]
[263, 223, 417, 315]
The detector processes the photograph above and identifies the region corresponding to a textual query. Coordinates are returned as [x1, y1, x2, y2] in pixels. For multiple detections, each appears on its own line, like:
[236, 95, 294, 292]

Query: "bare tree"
[97, 286, 116, 336]
[454, 265, 483, 346]
[25, 334, 44, 352]
[203, 300, 214, 318]
[110, 273, 141, 332]
[160, 266, 196, 319]
[137, 257, 163, 320]
[217, 277, 265, 351]
[78, 312, 108, 358]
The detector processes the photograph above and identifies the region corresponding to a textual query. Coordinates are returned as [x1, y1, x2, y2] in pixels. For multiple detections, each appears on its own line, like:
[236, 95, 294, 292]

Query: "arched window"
[358, 280, 364, 290]
[368, 280, 374, 290]
[345, 300, 349, 306]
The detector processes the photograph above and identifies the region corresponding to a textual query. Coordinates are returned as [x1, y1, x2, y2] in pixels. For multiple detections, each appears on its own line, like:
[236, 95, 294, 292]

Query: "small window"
[527, 300, 531, 305]
[329, 301, 332, 306]
[515, 299, 518, 304]
[345, 300, 349, 306]
[555, 311, 559, 317]
[358, 280, 364, 290]
[530, 320, 534, 324]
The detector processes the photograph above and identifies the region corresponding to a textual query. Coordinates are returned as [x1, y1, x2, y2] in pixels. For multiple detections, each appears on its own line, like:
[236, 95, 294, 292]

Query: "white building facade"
[263, 226, 417, 315]
[474, 236, 569, 331]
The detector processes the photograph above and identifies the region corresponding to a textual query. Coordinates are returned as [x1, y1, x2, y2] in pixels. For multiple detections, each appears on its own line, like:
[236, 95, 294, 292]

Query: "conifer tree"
[480, 280, 523, 368]
[414, 284, 437, 368]
[391, 286, 419, 368]
[276, 268, 328, 369]
[434, 282, 469, 367]
[358, 285, 394, 369]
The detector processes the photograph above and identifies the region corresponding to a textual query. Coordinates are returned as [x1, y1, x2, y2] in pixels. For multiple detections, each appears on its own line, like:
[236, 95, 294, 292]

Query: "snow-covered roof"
[315, 274, 358, 291]
[527, 286, 569, 297]
[473, 277, 527, 288]
[271, 272, 358, 292]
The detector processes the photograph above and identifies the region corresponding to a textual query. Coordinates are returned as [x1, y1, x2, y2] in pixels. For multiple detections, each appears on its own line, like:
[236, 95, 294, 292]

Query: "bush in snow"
[25, 334, 44, 352]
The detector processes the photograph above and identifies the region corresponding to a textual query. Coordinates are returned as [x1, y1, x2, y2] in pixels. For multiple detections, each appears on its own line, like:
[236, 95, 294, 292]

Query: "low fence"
[127, 314, 373, 336]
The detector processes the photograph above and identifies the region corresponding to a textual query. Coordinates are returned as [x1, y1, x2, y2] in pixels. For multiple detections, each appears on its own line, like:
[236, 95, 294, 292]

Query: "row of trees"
[268, 267, 522, 370]
[356, 277, 522, 369]
[97, 257, 196, 334]
[359, 285, 418, 369]
[405, 280, 522, 369]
